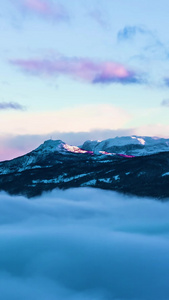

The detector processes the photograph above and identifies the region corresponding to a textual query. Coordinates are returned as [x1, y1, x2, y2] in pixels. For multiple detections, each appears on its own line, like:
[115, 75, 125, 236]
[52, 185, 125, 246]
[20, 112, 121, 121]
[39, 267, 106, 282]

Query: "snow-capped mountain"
[80, 136, 169, 156]
[0, 136, 169, 199]
[0, 140, 90, 175]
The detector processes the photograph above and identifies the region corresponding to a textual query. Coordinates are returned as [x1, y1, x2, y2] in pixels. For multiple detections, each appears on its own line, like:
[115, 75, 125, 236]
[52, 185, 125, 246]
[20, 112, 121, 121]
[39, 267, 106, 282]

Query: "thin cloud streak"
[0, 102, 25, 111]
[10, 57, 143, 85]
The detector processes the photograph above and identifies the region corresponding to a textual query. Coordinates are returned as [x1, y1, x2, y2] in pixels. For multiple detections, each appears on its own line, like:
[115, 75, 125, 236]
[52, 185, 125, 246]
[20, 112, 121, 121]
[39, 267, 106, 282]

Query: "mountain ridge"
[0, 136, 169, 199]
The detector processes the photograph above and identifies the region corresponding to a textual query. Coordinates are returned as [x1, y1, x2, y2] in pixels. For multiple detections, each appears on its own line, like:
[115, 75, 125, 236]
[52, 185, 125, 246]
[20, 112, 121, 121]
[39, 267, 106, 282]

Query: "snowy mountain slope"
[0, 139, 90, 175]
[80, 136, 169, 156]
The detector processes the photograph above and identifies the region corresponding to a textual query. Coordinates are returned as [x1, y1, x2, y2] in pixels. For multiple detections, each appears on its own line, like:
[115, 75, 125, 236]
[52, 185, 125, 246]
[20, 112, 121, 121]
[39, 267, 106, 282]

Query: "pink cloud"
[10, 57, 142, 85]
[16, 0, 68, 20]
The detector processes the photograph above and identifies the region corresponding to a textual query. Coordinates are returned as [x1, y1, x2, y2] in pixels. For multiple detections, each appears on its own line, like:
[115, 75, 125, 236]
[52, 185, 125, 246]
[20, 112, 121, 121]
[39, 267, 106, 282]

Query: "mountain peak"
[34, 139, 65, 154]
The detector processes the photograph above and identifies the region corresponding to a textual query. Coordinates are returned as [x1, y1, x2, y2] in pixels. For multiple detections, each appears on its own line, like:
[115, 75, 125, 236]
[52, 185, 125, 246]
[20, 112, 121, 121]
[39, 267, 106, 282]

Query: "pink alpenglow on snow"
[64, 144, 89, 154]
[117, 154, 135, 158]
[99, 151, 135, 157]
[64, 144, 93, 155]
[10, 58, 142, 85]
[99, 151, 113, 155]
[17, 0, 68, 20]
[64, 145, 135, 157]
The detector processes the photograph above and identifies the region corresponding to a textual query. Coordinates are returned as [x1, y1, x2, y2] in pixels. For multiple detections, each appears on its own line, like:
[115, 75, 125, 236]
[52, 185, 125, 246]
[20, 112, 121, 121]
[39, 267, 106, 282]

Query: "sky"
[1, 0, 169, 160]
[0, 188, 169, 300]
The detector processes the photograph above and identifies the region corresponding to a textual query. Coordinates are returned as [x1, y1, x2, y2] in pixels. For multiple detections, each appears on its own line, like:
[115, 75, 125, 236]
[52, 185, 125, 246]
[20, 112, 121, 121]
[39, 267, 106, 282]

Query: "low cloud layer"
[0, 188, 169, 300]
[10, 57, 143, 85]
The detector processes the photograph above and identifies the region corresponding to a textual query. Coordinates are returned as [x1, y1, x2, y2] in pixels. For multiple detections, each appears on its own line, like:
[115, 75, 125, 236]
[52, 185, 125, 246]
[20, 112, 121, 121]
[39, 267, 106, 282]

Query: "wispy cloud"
[117, 25, 169, 62]
[13, 0, 68, 21]
[164, 78, 169, 87]
[89, 9, 109, 29]
[161, 99, 169, 107]
[0, 102, 25, 110]
[117, 25, 147, 41]
[10, 57, 143, 85]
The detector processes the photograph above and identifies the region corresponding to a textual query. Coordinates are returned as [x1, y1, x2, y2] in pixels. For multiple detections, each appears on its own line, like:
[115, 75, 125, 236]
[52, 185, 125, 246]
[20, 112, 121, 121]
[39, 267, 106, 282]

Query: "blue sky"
[1, 0, 169, 159]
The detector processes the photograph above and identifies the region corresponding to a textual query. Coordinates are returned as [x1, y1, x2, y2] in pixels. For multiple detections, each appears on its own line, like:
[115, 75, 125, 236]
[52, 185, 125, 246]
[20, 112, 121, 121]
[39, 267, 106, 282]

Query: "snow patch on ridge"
[81, 179, 97, 186]
[132, 136, 145, 145]
[162, 172, 169, 177]
[99, 178, 110, 183]
[63, 144, 88, 154]
[32, 173, 88, 184]
[113, 175, 120, 180]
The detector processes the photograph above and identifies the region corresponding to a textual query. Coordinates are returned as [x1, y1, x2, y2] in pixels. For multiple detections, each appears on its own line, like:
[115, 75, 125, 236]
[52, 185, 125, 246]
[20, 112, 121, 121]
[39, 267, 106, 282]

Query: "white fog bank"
[0, 188, 169, 300]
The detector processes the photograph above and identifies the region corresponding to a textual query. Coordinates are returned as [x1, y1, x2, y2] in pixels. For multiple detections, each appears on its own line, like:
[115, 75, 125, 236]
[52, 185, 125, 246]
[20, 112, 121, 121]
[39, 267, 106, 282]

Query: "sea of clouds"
[0, 188, 169, 300]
